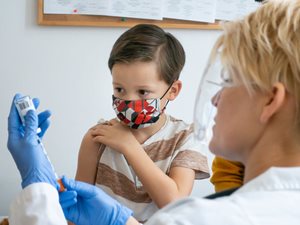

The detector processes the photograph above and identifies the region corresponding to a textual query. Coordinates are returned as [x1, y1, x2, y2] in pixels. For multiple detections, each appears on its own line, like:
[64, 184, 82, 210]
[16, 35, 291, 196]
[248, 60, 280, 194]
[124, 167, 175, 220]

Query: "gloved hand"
[7, 94, 58, 189]
[60, 176, 133, 225]
[32, 97, 51, 139]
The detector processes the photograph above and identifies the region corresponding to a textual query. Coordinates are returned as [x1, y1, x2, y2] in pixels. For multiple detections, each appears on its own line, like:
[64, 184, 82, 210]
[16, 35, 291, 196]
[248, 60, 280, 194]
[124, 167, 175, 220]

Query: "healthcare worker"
[7, 0, 300, 224]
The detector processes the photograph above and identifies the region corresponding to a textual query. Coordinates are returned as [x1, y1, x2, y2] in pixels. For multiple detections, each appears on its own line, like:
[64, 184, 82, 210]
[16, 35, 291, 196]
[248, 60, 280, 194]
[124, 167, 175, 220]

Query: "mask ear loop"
[160, 81, 175, 112]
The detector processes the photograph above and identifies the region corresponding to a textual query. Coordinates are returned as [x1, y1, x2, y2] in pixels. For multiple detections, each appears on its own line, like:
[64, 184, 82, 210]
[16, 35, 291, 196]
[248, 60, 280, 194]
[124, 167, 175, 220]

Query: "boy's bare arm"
[75, 128, 101, 184]
[124, 143, 195, 208]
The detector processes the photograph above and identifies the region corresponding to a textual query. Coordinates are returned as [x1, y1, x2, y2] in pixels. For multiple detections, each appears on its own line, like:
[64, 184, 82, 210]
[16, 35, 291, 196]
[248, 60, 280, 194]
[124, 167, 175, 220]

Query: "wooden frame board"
[38, 0, 221, 30]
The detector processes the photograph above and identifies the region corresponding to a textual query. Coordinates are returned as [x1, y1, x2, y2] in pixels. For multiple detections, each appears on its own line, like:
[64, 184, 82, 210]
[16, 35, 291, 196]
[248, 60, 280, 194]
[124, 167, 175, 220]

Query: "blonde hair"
[211, 0, 300, 116]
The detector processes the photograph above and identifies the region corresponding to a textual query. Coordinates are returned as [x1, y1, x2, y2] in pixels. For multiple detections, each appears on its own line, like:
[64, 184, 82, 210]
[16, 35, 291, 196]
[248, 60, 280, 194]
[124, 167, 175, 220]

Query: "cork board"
[38, 0, 221, 30]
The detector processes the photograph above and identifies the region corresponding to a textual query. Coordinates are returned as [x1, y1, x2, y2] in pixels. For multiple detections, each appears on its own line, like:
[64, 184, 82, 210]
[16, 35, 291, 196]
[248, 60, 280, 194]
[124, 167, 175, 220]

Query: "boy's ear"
[168, 80, 182, 100]
[260, 82, 286, 123]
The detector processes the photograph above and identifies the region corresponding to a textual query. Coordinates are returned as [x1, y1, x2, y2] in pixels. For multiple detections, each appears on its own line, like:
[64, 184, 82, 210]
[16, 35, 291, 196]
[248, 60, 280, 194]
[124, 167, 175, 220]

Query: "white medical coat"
[9, 183, 67, 225]
[146, 167, 300, 225]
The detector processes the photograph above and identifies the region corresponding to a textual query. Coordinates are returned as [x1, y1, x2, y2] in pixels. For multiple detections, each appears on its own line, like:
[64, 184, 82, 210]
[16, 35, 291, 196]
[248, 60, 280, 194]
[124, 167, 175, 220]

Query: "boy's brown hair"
[108, 24, 185, 85]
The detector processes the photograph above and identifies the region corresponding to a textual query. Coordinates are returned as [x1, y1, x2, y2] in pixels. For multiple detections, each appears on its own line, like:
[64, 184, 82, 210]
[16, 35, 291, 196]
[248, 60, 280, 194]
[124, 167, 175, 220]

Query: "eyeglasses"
[205, 68, 236, 88]
[206, 79, 235, 88]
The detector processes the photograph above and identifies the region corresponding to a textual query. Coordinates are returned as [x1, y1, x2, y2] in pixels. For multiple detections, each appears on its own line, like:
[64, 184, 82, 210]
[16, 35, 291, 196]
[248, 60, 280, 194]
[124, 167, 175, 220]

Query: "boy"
[75, 24, 209, 222]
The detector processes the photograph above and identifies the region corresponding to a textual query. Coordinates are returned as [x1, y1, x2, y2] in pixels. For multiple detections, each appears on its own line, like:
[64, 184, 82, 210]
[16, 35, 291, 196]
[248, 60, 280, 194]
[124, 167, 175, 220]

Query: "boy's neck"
[132, 113, 167, 144]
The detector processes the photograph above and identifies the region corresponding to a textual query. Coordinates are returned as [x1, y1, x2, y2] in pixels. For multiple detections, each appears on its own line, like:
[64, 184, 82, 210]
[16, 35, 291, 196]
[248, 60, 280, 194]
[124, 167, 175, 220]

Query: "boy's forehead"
[112, 78, 165, 90]
[112, 62, 164, 85]
[112, 61, 158, 73]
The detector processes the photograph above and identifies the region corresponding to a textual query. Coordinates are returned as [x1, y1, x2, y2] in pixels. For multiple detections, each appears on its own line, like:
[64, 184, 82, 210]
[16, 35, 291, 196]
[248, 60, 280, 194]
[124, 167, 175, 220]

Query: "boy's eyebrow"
[112, 82, 155, 90]
[112, 82, 122, 86]
[136, 85, 153, 89]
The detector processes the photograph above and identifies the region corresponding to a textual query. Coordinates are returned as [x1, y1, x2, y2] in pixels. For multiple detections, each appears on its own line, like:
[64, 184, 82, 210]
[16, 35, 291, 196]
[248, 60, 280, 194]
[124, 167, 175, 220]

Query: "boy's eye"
[138, 90, 150, 96]
[114, 87, 123, 93]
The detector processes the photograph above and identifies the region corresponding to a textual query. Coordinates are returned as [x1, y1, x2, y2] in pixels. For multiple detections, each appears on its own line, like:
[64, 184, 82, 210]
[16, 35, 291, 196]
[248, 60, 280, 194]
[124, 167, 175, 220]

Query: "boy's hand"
[90, 119, 140, 155]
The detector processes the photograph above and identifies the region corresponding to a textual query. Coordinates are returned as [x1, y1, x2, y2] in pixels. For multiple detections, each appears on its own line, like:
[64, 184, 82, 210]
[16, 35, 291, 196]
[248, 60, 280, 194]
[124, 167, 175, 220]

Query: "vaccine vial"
[14, 96, 35, 126]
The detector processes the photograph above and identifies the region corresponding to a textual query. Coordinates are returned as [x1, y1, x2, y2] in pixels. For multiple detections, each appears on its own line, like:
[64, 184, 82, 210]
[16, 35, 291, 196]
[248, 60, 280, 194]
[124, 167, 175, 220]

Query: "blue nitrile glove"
[7, 94, 58, 189]
[32, 97, 51, 139]
[60, 176, 133, 225]
[59, 189, 77, 209]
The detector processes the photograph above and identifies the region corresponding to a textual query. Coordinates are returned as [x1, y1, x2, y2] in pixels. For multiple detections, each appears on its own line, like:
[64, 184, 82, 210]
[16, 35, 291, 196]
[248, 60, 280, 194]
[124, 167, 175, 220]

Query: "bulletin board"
[37, 0, 221, 30]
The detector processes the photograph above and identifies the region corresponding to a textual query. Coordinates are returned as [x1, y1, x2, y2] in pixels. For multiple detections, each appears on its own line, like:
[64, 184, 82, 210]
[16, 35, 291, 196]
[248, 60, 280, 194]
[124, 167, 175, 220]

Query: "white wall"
[0, 0, 221, 215]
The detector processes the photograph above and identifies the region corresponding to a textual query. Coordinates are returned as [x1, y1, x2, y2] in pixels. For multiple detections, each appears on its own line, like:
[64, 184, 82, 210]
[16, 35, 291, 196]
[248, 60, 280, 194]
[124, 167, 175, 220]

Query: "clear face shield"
[193, 54, 233, 144]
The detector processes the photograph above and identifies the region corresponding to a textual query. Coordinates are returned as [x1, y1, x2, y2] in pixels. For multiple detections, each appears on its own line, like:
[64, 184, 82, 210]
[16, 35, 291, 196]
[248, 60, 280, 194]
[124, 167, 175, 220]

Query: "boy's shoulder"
[96, 117, 117, 124]
[160, 115, 197, 148]
[165, 114, 194, 133]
